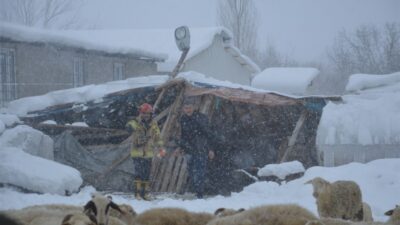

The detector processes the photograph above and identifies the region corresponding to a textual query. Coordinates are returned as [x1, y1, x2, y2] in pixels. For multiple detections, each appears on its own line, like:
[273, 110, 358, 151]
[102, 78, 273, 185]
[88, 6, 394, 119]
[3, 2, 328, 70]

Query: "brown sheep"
[207, 204, 318, 225]
[306, 177, 364, 222]
[134, 207, 214, 225]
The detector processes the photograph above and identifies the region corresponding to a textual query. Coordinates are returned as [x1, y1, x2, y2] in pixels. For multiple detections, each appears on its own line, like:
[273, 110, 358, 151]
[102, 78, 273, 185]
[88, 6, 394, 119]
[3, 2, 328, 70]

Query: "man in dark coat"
[178, 96, 217, 199]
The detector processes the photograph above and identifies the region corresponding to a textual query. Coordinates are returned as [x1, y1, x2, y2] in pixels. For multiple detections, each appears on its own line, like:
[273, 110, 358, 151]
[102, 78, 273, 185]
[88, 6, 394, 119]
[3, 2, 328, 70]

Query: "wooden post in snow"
[280, 110, 308, 163]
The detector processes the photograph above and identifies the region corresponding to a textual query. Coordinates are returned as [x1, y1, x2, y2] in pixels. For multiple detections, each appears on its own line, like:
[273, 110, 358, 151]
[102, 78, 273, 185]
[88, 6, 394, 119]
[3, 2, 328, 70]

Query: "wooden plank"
[152, 158, 168, 192]
[160, 85, 185, 143]
[150, 86, 185, 192]
[160, 156, 177, 192]
[167, 155, 184, 192]
[153, 88, 167, 112]
[280, 110, 308, 163]
[175, 156, 188, 194]
[153, 106, 171, 123]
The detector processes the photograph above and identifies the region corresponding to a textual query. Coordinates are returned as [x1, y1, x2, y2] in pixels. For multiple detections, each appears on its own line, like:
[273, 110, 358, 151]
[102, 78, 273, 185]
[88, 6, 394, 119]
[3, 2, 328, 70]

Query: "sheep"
[206, 204, 318, 225]
[134, 207, 215, 225]
[305, 177, 364, 222]
[83, 193, 123, 225]
[213, 208, 245, 218]
[305, 205, 400, 225]
[0, 214, 23, 225]
[109, 204, 136, 225]
[27, 212, 98, 225]
[363, 202, 373, 222]
[1, 193, 124, 225]
[384, 205, 400, 225]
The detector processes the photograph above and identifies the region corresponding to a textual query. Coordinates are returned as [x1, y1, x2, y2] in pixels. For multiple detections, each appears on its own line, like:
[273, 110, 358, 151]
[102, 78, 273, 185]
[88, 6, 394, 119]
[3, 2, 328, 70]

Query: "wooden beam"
[153, 106, 171, 123]
[280, 110, 308, 163]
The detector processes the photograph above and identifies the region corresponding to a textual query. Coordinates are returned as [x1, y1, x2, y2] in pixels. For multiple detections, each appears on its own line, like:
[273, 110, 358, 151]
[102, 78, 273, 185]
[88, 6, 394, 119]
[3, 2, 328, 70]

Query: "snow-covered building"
[317, 72, 400, 166]
[0, 22, 165, 105]
[0, 22, 259, 105]
[251, 67, 319, 96]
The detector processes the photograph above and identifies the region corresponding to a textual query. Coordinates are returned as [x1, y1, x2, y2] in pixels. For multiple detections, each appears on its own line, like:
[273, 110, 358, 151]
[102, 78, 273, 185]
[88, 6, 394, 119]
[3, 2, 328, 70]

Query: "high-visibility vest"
[127, 118, 163, 158]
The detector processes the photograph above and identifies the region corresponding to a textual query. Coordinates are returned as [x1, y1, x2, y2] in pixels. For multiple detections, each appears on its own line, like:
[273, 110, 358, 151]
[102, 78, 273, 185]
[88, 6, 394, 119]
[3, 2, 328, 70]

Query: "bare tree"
[0, 0, 83, 28]
[328, 23, 400, 76]
[217, 0, 259, 60]
[257, 43, 299, 69]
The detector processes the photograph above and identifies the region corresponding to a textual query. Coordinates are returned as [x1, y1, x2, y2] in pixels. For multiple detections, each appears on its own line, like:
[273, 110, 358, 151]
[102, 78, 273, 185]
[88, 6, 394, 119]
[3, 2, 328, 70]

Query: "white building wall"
[182, 36, 251, 85]
[319, 144, 400, 167]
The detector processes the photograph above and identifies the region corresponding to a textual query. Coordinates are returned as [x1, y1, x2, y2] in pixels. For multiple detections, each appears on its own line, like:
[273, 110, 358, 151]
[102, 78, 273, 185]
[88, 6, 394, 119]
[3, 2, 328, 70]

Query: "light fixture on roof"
[170, 26, 191, 78]
[174, 26, 190, 51]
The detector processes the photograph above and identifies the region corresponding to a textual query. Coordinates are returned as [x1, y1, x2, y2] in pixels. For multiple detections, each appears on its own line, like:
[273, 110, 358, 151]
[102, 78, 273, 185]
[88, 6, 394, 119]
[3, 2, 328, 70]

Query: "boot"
[134, 180, 143, 200]
[141, 181, 151, 200]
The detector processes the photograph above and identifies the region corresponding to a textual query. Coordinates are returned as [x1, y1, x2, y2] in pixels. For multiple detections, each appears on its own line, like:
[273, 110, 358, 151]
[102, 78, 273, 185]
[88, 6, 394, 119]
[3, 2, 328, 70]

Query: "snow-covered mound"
[346, 72, 400, 92]
[0, 125, 54, 160]
[257, 160, 305, 179]
[0, 147, 82, 195]
[317, 72, 400, 145]
[251, 67, 319, 95]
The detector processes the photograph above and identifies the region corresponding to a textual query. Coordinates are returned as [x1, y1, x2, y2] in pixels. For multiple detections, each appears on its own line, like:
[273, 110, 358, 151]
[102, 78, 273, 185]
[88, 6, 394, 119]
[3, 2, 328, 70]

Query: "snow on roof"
[346, 72, 400, 92]
[0, 22, 165, 60]
[1, 75, 169, 116]
[251, 67, 320, 95]
[0, 22, 260, 73]
[1, 71, 323, 117]
[317, 72, 400, 145]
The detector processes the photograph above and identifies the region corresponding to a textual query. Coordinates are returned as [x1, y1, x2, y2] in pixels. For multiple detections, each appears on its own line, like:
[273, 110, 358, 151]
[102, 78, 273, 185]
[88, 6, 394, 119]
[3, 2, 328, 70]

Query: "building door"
[0, 48, 16, 105]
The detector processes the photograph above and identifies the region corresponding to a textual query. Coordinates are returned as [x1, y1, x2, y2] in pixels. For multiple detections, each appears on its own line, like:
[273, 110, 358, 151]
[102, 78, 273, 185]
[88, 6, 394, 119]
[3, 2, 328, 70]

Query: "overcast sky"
[80, 0, 400, 63]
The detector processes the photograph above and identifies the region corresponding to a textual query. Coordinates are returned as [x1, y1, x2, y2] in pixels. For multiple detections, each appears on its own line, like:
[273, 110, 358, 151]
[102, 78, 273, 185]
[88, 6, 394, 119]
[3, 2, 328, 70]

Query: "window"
[73, 58, 85, 87]
[113, 62, 125, 80]
[0, 48, 16, 105]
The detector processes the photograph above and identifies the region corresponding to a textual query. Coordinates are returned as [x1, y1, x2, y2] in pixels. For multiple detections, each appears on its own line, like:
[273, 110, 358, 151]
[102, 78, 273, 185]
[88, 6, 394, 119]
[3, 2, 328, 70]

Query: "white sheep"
[83, 193, 123, 225]
[363, 202, 373, 222]
[28, 212, 98, 225]
[207, 204, 318, 225]
[1, 193, 125, 225]
[305, 205, 400, 225]
[306, 177, 364, 222]
[109, 204, 136, 225]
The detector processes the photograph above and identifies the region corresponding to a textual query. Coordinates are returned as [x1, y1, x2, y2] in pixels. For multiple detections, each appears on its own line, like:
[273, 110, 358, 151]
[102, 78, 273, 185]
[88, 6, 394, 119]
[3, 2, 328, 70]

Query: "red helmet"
[139, 103, 153, 113]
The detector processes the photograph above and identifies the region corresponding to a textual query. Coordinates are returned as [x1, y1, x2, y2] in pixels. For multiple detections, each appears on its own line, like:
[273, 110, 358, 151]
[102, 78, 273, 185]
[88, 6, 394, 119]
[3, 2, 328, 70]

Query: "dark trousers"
[132, 157, 151, 181]
[187, 154, 208, 198]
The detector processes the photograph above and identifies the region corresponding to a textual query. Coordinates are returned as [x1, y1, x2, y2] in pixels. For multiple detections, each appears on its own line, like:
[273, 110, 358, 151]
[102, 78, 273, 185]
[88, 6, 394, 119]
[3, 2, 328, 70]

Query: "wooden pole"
[280, 110, 308, 163]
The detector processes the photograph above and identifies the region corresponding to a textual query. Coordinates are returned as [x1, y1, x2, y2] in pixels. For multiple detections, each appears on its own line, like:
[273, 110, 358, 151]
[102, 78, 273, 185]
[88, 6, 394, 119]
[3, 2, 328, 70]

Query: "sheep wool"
[207, 204, 318, 225]
[306, 177, 364, 222]
[135, 207, 214, 225]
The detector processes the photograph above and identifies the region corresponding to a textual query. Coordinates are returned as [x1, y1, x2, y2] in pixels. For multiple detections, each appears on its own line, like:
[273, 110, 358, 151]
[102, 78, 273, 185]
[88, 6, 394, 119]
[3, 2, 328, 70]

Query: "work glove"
[157, 148, 167, 158]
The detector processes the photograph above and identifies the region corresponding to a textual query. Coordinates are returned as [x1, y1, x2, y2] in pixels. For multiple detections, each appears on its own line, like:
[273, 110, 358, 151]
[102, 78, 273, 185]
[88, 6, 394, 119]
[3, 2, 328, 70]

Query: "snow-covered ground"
[0, 159, 399, 223]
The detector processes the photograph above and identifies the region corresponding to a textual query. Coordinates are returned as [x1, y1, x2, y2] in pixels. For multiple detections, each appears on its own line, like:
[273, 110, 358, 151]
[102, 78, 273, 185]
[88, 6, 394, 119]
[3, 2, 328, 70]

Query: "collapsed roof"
[18, 74, 339, 194]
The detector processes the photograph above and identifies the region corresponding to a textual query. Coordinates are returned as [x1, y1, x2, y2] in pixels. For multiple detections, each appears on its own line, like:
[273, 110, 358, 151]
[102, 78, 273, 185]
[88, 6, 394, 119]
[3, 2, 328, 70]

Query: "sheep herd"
[0, 177, 398, 225]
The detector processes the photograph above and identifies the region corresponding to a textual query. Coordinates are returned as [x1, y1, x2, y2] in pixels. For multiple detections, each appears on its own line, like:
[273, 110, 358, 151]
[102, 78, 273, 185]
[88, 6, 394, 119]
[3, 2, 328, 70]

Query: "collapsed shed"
[21, 77, 337, 195]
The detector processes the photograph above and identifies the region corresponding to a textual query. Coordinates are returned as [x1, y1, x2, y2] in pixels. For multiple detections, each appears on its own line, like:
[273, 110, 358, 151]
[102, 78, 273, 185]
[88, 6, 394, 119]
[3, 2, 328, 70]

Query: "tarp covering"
[53, 131, 135, 192]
